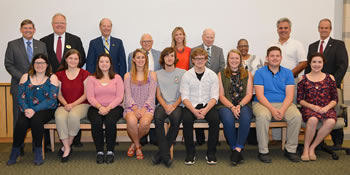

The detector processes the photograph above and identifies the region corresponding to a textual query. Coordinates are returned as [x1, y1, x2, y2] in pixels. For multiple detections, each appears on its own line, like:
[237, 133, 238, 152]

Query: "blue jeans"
[218, 106, 252, 149]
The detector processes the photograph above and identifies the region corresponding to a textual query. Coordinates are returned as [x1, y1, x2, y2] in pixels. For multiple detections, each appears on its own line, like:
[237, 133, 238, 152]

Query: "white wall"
[0, 0, 338, 82]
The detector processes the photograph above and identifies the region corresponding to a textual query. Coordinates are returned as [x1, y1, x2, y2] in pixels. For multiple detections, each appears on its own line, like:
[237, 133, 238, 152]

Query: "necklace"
[176, 47, 185, 53]
[35, 75, 46, 90]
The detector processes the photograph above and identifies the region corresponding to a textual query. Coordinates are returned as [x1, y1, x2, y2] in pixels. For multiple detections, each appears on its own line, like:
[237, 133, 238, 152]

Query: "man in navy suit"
[86, 18, 126, 77]
[40, 13, 86, 73]
[5, 19, 47, 129]
[305, 18, 349, 146]
[127, 33, 161, 72]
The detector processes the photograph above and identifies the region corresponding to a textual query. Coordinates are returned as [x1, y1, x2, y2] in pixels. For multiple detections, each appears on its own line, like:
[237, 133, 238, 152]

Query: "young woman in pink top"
[124, 49, 157, 160]
[87, 53, 124, 164]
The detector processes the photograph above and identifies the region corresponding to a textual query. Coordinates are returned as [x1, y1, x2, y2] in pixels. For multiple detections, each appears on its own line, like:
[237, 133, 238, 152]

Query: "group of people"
[4, 13, 348, 167]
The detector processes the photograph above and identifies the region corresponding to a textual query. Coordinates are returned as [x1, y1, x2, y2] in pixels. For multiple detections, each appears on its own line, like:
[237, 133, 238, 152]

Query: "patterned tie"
[104, 38, 109, 54]
[26, 41, 33, 62]
[56, 36, 62, 63]
[319, 40, 324, 54]
[206, 47, 211, 66]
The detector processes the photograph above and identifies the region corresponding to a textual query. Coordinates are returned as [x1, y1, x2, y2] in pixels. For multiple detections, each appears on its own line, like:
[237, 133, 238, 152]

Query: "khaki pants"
[55, 104, 90, 139]
[253, 102, 301, 153]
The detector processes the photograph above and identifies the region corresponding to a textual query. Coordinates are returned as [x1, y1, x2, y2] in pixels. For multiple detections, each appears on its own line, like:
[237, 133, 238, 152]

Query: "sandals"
[127, 144, 136, 157]
[136, 146, 144, 160]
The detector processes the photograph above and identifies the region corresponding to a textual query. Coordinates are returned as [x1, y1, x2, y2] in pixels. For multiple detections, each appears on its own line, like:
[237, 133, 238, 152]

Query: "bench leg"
[282, 127, 287, 150]
[49, 129, 55, 152]
[42, 136, 45, 160]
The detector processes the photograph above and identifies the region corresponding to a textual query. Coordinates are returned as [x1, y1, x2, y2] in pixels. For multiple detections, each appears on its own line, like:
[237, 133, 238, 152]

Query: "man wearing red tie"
[41, 13, 86, 73]
[305, 18, 349, 146]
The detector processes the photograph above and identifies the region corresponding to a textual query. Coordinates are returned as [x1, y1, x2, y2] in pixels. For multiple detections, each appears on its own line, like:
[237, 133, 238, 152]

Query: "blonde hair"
[224, 49, 248, 80]
[130, 49, 149, 84]
[171, 27, 187, 48]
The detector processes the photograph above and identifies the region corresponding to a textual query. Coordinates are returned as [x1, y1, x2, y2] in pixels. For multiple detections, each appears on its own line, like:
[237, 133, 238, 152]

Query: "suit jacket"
[305, 37, 349, 88]
[40, 32, 86, 73]
[127, 48, 161, 72]
[86, 36, 127, 77]
[5, 37, 47, 94]
[190, 44, 225, 73]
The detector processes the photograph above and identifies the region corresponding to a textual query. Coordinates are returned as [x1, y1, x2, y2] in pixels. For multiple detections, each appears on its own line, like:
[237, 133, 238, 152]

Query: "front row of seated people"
[7, 46, 338, 167]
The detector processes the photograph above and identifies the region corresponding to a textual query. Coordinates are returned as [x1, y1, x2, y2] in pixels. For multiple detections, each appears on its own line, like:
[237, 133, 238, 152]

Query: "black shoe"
[58, 147, 64, 157]
[195, 141, 204, 146]
[230, 150, 242, 166]
[152, 152, 162, 165]
[184, 154, 196, 165]
[72, 142, 83, 148]
[205, 154, 217, 165]
[163, 158, 173, 168]
[105, 153, 114, 164]
[96, 153, 105, 164]
[258, 153, 271, 163]
[61, 148, 72, 163]
[284, 150, 300, 162]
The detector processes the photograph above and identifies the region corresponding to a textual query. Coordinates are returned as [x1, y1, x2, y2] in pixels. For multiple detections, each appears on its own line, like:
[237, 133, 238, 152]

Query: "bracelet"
[229, 105, 234, 109]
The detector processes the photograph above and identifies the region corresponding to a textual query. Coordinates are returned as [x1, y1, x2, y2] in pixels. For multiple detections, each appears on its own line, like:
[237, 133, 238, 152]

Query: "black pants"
[154, 105, 182, 160]
[182, 106, 219, 156]
[87, 106, 123, 152]
[13, 109, 54, 147]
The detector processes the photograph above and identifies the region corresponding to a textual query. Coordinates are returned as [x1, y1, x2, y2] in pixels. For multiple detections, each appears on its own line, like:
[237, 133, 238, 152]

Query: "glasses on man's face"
[193, 57, 206, 61]
[34, 62, 47, 65]
[141, 40, 152, 44]
[238, 45, 249, 48]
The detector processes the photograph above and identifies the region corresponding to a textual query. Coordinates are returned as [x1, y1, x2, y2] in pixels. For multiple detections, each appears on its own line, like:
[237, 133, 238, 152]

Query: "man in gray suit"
[191, 28, 225, 145]
[127, 33, 161, 72]
[5, 19, 47, 129]
[191, 28, 225, 74]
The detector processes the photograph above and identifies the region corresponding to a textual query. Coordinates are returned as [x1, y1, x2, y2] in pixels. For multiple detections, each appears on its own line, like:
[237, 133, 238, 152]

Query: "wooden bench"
[42, 118, 287, 159]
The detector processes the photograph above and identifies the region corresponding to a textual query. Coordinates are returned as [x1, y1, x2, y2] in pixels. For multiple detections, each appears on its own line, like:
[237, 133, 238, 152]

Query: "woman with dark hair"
[124, 49, 157, 160]
[7, 53, 59, 166]
[217, 49, 253, 165]
[86, 53, 124, 164]
[298, 53, 337, 161]
[54, 49, 90, 162]
[171, 27, 191, 70]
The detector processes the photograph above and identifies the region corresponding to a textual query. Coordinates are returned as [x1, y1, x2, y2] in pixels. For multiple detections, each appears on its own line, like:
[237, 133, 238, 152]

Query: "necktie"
[206, 47, 211, 66]
[104, 38, 109, 54]
[56, 36, 62, 63]
[26, 41, 33, 62]
[319, 40, 324, 54]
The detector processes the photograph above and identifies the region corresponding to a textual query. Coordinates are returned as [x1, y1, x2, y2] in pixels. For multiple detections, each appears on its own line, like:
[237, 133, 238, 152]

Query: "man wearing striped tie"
[5, 19, 47, 130]
[86, 18, 127, 78]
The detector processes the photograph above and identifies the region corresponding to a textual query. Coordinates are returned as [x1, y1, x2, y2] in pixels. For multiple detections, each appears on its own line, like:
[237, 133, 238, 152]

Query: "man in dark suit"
[40, 13, 86, 147]
[5, 19, 47, 129]
[305, 18, 349, 146]
[86, 18, 127, 78]
[191, 28, 225, 145]
[40, 13, 86, 73]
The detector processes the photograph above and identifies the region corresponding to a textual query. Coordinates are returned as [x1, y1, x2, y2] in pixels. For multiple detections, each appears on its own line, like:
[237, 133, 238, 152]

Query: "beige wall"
[343, 0, 350, 138]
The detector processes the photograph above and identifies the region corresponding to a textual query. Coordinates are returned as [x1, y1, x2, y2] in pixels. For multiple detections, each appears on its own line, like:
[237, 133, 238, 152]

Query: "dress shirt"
[54, 32, 65, 57]
[180, 67, 219, 107]
[318, 36, 330, 53]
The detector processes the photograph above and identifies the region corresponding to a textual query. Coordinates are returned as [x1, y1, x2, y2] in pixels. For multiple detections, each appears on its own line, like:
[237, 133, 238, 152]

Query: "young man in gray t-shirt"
[152, 47, 185, 168]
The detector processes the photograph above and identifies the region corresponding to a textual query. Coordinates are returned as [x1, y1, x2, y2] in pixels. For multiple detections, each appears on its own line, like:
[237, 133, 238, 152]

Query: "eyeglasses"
[34, 62, 47, 65]
[193, 57, 206, 61]
[141, 40, 152, 43]
[238, 45, 249, 48]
